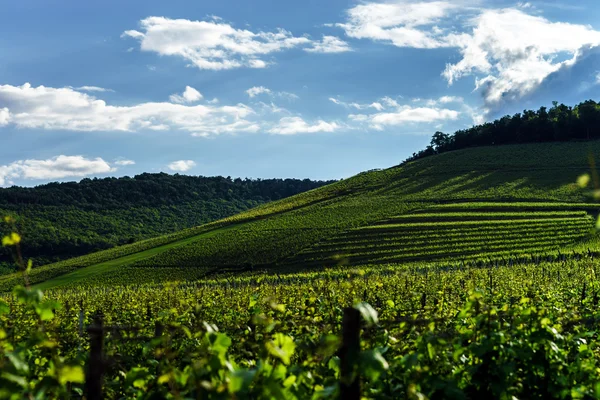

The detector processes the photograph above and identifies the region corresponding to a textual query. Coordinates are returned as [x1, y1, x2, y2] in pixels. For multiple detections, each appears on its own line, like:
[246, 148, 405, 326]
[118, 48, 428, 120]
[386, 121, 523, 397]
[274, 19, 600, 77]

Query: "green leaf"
[0, 300, 10, 316]
[2, 232, 21, 247]
[427, 342, 436, 360]
[267, 333, 296, 365]
[354, 302, 378, 327]
[210, 332, 232, 358]
[577, 173, 591, 188]
[7, 352, 28, 373]
[228, 369, 256, 393]
[1, 372, 27, 388]
[359, 350, 389, 381]
[59, 365, 85, 385]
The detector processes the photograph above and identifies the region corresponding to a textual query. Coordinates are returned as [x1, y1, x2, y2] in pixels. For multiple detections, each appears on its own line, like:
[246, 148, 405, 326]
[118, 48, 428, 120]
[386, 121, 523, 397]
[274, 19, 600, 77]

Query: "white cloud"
[256, 102, 290, 114]
[0, 155, 115, 186]
[73, 86, 115, 93]
[337, 1, 465, 49]
[246, 86, 298, 101]
[169, 86, 203, 104]
[335, 2, 600, 108]
[370, 102, 384, 111]
[381, 96, 400, 108]
[596, 71, 600, 84]
[366, 106, 459, 129]
[0, 108, 9, 126]
[277, 91, 299, 101]
[115, 159, 135, 166]
[329, 96, 399, 111]
[168, 160, 196, 172]
[246, 86, 272, 98]
[339, 93, 461, 130]
[305, 36, 352, 53]
[122, 17, 313, 70]
[269, 116, 340, 135]
[443, 9, 600, 105]
[438, 96, 463, 104]
[0, 83, 259, 136]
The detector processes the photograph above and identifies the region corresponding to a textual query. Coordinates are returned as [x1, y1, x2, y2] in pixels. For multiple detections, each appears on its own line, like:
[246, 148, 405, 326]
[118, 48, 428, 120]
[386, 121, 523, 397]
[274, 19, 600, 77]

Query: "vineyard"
[2, 141, 596, 290]
[2, 141, 600, 397]
[286, 203, 597, 267]
[2, 256, 600, 398]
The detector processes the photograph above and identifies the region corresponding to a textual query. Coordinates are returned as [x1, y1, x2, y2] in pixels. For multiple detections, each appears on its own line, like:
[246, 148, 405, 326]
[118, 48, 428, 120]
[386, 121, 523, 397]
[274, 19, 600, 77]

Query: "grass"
[10, 140, 600, 289]
[29, 224, 244, 290]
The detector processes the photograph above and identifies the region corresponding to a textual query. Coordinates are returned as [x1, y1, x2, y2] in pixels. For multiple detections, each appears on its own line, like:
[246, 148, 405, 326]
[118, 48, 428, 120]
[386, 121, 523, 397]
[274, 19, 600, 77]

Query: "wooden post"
[86, 314, 104, 400]
[154, 321, 164, 338]
[340, 307, 361, 400]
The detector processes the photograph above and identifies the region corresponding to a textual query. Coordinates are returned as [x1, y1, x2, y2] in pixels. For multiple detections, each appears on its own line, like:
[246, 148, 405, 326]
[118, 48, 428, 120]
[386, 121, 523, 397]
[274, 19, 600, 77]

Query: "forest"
[0, 173, 334, 271]
[407, 99, 600, 162]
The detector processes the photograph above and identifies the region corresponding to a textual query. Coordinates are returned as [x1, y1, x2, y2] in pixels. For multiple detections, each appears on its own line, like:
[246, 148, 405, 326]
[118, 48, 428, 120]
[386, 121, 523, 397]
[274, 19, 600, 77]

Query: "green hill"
[4, 141, 600, 291]
[0, 173, 333, 269]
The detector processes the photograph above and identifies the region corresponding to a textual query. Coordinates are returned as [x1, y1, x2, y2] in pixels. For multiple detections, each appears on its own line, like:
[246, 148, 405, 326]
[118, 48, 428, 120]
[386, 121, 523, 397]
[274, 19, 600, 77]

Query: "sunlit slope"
[4, 141, 600, 289]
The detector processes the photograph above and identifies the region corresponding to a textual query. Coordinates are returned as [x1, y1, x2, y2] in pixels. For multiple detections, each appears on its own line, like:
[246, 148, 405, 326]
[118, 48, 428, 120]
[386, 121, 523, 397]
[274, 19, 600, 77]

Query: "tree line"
[405, 99, 600, 162]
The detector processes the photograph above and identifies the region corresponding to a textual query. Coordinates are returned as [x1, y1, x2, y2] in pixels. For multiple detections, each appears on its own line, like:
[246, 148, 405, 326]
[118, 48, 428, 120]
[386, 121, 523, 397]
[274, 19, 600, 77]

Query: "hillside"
[0, 173, 333, 271]
[3, 141, 600, 291]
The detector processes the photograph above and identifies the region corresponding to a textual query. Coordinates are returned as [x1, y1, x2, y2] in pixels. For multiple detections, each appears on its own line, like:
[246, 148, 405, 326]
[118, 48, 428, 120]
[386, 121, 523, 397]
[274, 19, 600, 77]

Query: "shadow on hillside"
[376, 161, 584, 202]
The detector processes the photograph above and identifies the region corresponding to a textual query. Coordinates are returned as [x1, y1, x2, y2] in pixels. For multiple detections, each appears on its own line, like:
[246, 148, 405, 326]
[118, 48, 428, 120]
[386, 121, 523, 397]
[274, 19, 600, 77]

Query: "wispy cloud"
[246, 86, 298, 100]
[70, 86, 115, 93]
[329, 97, 384, 111]
[268, 116, 340, 135]
[246, 86, 272, 98]
[305, 36, 352, 53]
[114, 159, 135, 166]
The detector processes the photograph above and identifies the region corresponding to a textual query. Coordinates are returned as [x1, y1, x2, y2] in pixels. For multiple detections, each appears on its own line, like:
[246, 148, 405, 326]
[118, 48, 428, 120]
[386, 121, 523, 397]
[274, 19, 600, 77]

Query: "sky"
[1, 0, 600, 186]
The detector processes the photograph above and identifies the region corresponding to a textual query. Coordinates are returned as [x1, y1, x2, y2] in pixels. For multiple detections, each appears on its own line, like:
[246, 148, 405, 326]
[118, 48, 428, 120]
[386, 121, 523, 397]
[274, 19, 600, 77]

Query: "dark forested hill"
[0, 173, 334, 270]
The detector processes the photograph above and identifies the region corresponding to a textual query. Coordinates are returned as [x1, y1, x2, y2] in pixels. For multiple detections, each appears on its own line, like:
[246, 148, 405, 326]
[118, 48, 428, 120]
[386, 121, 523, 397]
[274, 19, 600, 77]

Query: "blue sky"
[1, 0, 600, 185]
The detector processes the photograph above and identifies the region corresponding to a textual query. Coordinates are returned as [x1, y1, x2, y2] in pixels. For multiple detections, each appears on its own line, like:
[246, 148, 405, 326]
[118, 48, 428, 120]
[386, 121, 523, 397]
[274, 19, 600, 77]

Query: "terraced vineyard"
[5, 141, 600, 290]
[286, 202, 597, 267]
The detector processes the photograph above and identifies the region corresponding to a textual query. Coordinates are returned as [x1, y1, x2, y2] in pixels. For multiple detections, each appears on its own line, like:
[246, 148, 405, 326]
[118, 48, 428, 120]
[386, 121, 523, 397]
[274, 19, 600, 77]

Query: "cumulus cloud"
[0, 155, 115, 186]
[122, 16, 315, 70]
[268, 116, 340, 135]
[443, 8, 600, 106]
[305, 36, 352, 53]
[334, 2, 600, 109]
[336, 1, 466, 49]
[167, 160, 196, 172]
[169, 86, 203, 104]
[0, 83, 259, 136]
[115, 159, 135, 166]
[0, 108, 9, 126]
